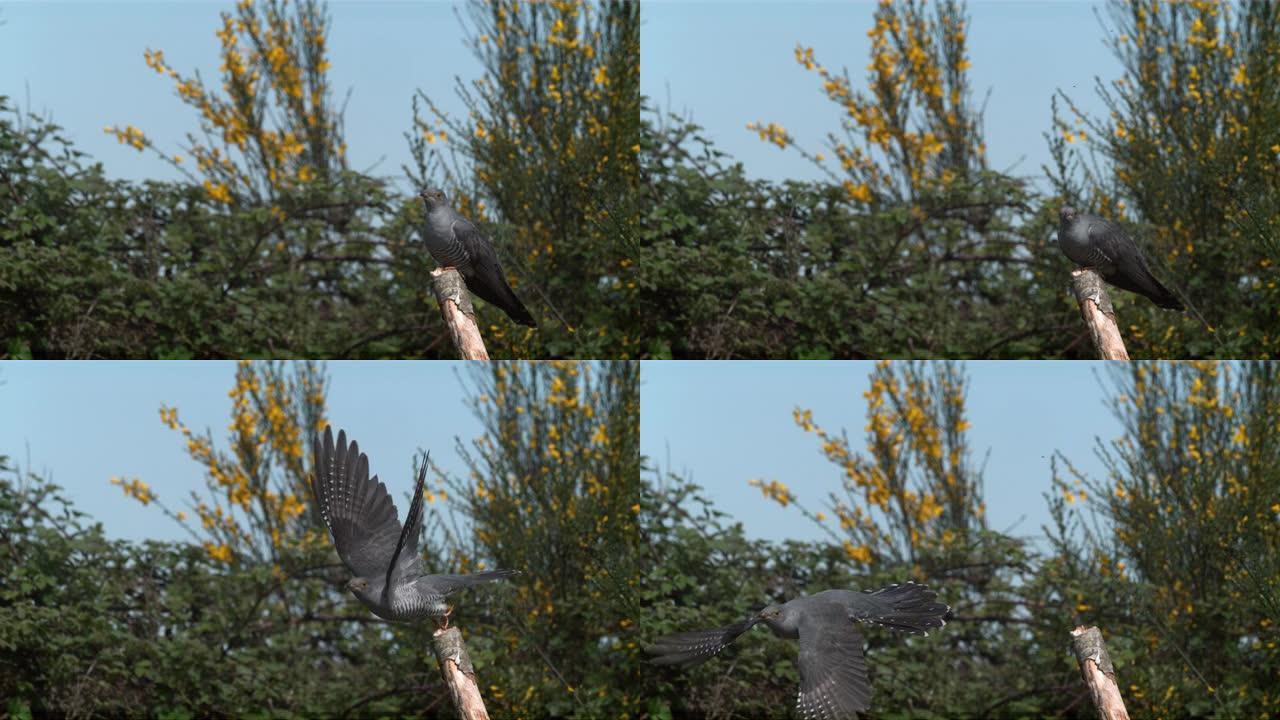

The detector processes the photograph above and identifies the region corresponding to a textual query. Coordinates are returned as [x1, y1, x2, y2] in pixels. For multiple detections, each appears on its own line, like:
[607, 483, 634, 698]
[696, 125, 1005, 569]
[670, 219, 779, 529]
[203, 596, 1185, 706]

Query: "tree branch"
[430, 267, 490, 360]
[1070, 625, 1131, 720]
[431, 625, 492, 720]
[1070, 269, 1129, 360]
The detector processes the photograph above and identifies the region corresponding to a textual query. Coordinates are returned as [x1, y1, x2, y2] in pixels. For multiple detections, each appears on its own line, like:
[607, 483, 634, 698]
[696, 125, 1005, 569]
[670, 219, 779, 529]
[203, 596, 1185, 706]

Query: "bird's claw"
[437, 605, 455, 630]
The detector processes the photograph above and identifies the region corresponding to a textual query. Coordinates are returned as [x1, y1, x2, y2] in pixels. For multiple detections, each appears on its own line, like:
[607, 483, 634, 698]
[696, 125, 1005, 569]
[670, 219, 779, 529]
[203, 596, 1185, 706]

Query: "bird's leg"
[438, 604, 455, 630]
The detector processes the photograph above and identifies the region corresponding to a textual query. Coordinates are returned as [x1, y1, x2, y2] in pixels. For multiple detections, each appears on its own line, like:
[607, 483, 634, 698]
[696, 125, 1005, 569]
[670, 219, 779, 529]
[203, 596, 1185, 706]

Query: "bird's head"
[756, 603, 799, 637]
[757, 604, 783, 621]
[419, 187, 449, 210]
[346, 576, 372, 596]
[1059, 205, 1078, 223]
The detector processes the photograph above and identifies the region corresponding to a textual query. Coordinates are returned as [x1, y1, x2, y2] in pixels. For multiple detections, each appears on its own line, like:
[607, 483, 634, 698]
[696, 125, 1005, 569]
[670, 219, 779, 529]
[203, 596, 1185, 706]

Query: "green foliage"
[0, 460, 413, 717]
[636, 115, 1067, 359]
[0, 96, 413, 359]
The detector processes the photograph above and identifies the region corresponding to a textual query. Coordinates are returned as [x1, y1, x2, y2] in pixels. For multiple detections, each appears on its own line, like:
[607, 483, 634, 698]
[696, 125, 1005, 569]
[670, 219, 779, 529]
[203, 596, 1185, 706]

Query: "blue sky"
[642, 0, 1122, 183]
[3, 2, 1122, 187]
[0, 361, 489, 542]
[640, 361, 1121, 545]
[0, 1, 480, 187]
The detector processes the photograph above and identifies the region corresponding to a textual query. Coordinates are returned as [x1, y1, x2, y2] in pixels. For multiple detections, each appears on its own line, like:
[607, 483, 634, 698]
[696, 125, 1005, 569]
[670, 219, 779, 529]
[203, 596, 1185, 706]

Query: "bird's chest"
[423, 214, 474, 272]
[387, 584, 449, 620]
[1059, 225, 1114, 271]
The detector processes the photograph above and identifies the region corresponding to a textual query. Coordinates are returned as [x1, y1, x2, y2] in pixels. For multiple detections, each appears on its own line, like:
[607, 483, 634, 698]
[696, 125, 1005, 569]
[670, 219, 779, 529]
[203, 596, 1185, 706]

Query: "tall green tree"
[409, 1, 641, 358]
[1051, 361, 1280, 717]
[432, 360, 643, 717]
[1051, 1, 1280, 357]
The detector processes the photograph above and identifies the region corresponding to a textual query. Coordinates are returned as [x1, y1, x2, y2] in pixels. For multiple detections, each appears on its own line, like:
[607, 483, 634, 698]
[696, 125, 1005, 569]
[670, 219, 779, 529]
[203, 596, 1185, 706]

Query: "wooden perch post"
[431, 267, 490, 360]
[1070, 269, 1130, 360]
[431, 626, 492, 720]
[1071, 625, 1131, 720]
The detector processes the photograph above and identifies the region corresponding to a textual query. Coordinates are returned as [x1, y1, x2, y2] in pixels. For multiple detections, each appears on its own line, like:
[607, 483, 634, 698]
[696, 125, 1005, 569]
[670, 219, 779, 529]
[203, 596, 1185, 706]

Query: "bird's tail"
[1139, 274, 1183, 310]
[859, 581, 950, 635]
[645, 618, 758, 666]
[468, 277, 538, 327]
[1110, 267, 1183, 310]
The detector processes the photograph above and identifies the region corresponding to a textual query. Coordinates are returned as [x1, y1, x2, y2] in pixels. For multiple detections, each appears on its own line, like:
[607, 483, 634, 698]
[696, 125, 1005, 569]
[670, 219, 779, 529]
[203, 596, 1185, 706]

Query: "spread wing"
[385, 453, 427, 590]
[645, 615, 760, 666]
[796, 602, 872, 719]
[453, 218, 537, 327]
[311, 426, 404, 579]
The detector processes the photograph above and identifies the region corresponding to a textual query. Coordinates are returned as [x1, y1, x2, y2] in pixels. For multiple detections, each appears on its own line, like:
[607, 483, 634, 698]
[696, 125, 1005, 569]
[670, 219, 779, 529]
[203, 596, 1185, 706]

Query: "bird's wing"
[1087, 218, 1141, 266]
[451, 218, 537, 326]
[312, 426, 405, 579]
[385, 454, 428, 589]
[796, 601, 872, 719]
[645, 615, 760, 666]
[450, 215, 496, 269]
[1086, 219, 1181, 307]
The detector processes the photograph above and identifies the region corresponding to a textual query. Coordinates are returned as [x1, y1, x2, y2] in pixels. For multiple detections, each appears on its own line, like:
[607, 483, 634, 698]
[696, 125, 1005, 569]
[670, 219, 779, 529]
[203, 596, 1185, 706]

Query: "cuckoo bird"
[647, 582, 949, 720]
[419, 187, 538, 327]
[1058, 206, 1183, 310]
[311, 425, 518, 626]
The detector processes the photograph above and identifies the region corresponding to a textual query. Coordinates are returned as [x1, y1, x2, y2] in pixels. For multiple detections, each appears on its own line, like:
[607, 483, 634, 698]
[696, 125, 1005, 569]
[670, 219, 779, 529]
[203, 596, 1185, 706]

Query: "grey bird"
[647, 582, 949, 720]
[311, 425, 518, 626]
[419, 188, 537, 327]
[1058, 206, 1183, 310]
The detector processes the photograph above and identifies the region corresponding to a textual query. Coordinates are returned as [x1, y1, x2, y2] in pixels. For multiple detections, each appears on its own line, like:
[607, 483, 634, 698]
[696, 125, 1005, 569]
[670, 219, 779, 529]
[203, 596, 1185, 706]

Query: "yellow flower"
[111, 476, 156, 505]
[842, 541, 872, 564]
[843, 181, 873, 203]
[747, 121, 791, 149]
[204, 542, 233, 564]
[748, 478, 793, 507]
[203, 180, 232, 204]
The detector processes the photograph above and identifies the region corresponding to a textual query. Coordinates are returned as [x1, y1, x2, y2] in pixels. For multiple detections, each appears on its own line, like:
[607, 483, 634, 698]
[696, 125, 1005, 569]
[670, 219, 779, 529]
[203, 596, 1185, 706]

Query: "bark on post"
[1071, 625, 1131, 720]
[1070, 269, 1130, 360]
[431, 626, 491, 720]
[431, 267, 490, 360]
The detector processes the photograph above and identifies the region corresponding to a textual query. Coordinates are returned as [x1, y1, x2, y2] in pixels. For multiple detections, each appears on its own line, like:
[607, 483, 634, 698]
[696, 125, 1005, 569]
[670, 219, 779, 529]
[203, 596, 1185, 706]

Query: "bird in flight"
[647, 582, 949, 720]
[1058, 206, 1183, 310]
[311, 425, 518, 627]
[420, 187, 538, 327]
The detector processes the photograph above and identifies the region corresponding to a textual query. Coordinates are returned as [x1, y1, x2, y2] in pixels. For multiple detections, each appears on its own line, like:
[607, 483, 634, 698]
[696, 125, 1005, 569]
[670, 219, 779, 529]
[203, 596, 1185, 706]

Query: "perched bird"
[648, 582, 949, 720]
[1058, 206, 1183, 310]
[419, 188, 537, 327]
[311, 425, 518, 626]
